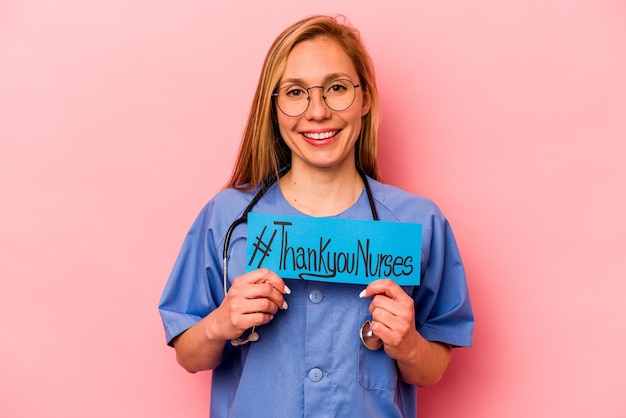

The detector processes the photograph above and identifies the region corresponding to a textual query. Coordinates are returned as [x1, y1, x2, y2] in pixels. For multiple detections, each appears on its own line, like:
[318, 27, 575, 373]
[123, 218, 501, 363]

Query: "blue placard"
[246, 213, 422, 285]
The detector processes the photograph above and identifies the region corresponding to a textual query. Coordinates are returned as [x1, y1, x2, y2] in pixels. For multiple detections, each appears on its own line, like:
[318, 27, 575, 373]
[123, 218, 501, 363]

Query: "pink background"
[1, 1, 625, 417]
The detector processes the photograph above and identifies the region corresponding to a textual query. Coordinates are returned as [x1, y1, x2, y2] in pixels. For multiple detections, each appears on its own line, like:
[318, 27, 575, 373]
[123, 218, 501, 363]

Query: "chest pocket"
[357, 304, 398, 391]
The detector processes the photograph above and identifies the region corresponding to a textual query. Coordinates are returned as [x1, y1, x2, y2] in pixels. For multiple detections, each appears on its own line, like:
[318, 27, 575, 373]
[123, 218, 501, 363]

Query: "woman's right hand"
[173, 268, 290, 372]
[207, 268, 290, 342]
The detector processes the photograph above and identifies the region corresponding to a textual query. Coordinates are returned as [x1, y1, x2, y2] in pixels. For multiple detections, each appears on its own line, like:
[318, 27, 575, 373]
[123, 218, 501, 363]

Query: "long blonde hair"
[227, 15, 380, 189]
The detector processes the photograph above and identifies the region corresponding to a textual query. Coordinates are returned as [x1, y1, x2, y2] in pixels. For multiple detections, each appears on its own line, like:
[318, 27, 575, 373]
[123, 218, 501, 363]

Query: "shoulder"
[192, 186, 261, 232]
[210, 186, 259, 211]
[367, 178, 444, 224]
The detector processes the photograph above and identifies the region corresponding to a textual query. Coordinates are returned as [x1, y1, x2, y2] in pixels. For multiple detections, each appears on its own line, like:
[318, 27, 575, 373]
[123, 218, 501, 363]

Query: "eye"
[325, 80, 349, 95]
[283, 85, 307, 99]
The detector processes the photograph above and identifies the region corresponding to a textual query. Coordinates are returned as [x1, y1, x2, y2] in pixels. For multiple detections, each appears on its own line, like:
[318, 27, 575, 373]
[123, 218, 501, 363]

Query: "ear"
[361, 88, 372, 117]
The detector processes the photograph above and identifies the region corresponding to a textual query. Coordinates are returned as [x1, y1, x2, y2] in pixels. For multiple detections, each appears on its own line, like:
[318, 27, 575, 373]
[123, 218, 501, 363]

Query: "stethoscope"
[223, 166, 384, 350]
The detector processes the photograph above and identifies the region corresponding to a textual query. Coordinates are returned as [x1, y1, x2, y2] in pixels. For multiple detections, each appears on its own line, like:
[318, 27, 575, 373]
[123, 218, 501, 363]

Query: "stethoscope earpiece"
[360, 320, 383, 350]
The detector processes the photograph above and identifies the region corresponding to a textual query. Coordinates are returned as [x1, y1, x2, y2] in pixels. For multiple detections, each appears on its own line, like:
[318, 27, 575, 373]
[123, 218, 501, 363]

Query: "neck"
[279, 165, 364, 217]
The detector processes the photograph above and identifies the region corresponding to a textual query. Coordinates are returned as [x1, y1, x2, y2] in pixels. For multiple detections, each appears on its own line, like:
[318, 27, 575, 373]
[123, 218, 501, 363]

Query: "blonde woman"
[159, 15, 473, 417]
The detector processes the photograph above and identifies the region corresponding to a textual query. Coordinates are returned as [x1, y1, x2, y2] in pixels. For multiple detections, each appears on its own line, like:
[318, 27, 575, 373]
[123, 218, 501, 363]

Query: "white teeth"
[303, 131, 337, 140]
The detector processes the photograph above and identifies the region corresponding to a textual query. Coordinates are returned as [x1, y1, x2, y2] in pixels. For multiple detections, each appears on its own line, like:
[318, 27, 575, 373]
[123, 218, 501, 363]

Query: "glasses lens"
[324, 79, 356, 112]
[276, 84, 309, 117]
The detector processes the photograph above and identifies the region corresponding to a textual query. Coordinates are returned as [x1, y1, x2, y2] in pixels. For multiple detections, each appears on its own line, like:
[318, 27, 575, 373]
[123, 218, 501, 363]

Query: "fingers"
[238, 311, 276, 328]
[243, 268, 291, 295]
[359, 279, 415, 350]
[235, 269, 289, 310]
[359, 278, 402, 300]
[369, 307, 412, 336]
[359, 279, 411, 317]
[222, 269, 290, 337]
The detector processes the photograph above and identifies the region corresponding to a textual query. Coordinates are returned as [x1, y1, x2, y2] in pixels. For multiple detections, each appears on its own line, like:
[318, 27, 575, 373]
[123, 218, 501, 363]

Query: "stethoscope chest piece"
[360, 320, 383, 350]
[231, 328, 259, 346]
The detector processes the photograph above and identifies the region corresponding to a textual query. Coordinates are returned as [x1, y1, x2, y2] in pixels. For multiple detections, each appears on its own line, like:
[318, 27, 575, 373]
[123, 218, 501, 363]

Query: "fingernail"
[282, 301, 289, 310]
[359, 289, 367, 298]
[284, 285, 292, 295]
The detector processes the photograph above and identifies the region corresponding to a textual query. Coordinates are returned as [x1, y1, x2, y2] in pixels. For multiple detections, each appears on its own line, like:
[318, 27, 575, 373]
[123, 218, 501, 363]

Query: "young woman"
[159, 15, 473, 417]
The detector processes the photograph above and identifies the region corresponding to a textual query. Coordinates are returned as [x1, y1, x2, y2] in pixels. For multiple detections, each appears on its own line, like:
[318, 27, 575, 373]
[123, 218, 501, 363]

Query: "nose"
[305, 86, 331, 120]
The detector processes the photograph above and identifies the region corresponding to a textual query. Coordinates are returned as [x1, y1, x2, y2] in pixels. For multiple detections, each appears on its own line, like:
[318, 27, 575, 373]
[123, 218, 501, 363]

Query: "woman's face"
[276, 36, 370, 174]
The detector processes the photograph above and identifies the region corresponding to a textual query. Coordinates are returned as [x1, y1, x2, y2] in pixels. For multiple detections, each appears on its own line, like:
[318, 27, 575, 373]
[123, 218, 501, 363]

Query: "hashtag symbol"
[248, 225, 278, 268]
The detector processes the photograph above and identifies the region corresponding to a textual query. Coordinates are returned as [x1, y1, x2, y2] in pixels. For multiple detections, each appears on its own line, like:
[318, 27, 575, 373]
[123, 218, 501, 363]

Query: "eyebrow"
[279, 72, 354, 86]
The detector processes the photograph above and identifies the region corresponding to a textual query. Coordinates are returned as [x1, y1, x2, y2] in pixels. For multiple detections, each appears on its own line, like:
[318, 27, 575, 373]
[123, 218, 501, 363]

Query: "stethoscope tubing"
[222, 166, 380, 347]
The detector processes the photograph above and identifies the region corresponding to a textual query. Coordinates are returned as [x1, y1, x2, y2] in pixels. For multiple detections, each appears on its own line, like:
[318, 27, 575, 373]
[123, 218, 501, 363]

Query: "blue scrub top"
[159, 178, 474, 418]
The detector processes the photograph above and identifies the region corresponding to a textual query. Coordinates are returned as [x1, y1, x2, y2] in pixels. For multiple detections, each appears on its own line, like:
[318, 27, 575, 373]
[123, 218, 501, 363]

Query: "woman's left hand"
[359, 279, 419, 362]
[360, 279, 452, 386]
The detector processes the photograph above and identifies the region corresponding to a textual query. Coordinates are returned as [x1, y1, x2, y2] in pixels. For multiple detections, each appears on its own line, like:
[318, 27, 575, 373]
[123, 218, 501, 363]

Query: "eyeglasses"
[273, 78, 360, 117]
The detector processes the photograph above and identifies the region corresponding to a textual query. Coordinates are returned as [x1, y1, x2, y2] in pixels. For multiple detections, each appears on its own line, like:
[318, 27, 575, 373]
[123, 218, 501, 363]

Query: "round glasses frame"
[272, 78, 360, 117]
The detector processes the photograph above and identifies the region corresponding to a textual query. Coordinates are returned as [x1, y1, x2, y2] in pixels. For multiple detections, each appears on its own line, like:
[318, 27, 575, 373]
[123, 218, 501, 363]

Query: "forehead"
[281, 36, 358, 83]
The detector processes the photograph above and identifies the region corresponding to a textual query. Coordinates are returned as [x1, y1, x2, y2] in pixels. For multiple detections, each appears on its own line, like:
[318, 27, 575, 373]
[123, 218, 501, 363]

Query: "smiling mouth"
[302, 130, 339, 140]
